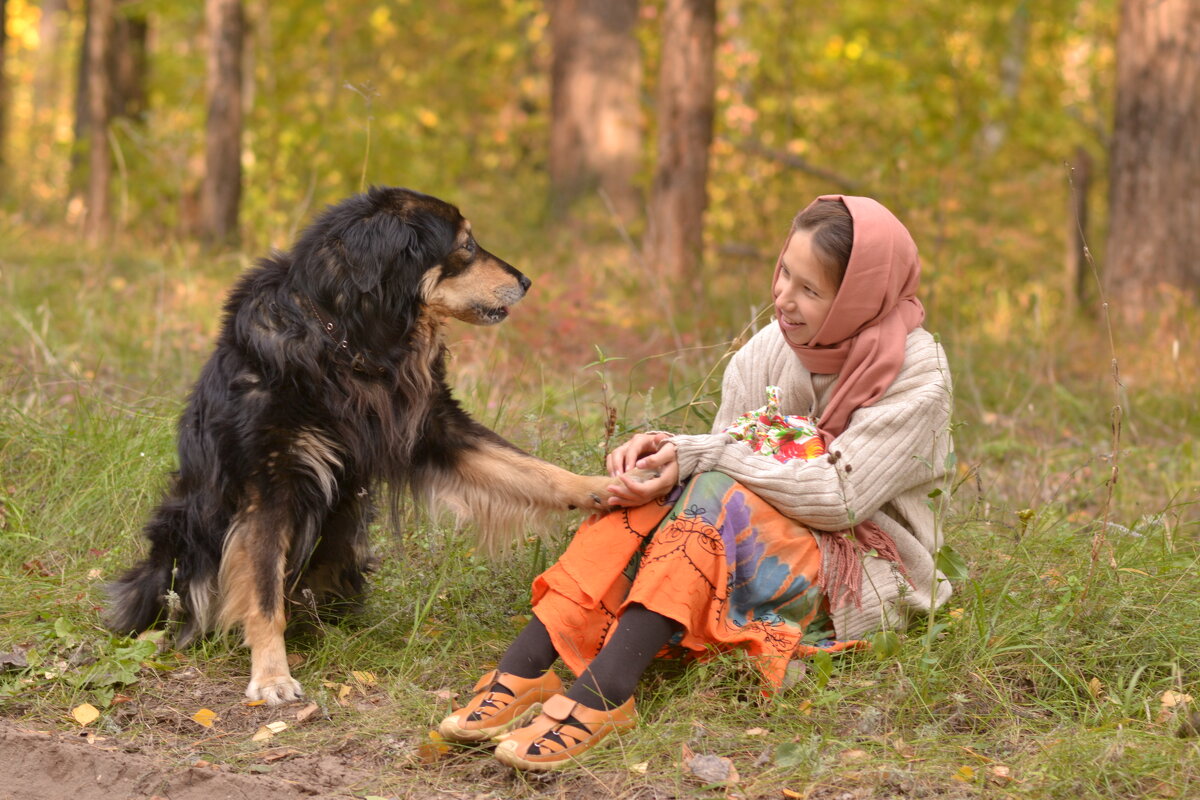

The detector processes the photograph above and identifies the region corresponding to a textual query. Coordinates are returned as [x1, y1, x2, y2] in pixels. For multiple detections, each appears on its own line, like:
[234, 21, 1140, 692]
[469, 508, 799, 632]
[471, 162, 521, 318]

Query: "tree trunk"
[84, 0, 116, 239]
[643, 0, 715, 282]
[201, 0, 245, 244]
[0, 0, 8, 190]
[113, 11, 149, 120]
[1105, 0, 1200, 321]
[547, 0, 642, 221]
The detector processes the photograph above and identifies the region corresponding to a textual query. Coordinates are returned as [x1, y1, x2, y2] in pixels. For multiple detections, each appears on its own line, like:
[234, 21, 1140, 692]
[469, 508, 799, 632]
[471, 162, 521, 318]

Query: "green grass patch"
[1, 227, 1198, 798]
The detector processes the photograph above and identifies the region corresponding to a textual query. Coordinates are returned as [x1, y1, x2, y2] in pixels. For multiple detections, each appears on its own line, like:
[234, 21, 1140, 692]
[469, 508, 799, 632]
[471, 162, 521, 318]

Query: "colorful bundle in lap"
[723, 386, 826, 463]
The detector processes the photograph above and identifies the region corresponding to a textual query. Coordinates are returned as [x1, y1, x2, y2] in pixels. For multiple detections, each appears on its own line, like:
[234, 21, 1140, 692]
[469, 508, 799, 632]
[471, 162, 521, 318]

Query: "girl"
[438, 195, 955, 771]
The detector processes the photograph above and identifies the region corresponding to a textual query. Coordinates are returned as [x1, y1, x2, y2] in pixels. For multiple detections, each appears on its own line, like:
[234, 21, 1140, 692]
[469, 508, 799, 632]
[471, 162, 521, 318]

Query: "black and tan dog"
[106, 186, 638, 704]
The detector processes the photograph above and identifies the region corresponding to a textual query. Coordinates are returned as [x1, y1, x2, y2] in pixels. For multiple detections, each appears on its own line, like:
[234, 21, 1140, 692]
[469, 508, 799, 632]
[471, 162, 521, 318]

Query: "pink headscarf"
[773, 195, 925, 440]
[773, 195, 925, 609]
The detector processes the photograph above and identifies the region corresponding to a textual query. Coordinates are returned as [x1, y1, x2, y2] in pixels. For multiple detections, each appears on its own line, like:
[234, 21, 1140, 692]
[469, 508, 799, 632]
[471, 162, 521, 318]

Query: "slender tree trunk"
[1105, 0, 1200, 321]
[547, 0, 642, 221]
[0, 0, 8, 191]
[201, 0, 245, 244]
[643, 0, 715, 281]
[84, 0, 116, 239]
[113, 12, 149, 120]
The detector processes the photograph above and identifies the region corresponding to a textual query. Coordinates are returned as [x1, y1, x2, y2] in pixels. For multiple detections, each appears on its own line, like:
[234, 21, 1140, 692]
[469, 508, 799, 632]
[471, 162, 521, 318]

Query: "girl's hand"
[606, 432, 672, 477]
[605, 442, 679, 507]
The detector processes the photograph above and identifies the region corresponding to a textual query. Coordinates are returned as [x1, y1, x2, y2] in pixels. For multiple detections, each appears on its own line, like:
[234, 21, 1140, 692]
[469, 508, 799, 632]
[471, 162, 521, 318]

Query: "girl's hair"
[792, 199, 853, 288]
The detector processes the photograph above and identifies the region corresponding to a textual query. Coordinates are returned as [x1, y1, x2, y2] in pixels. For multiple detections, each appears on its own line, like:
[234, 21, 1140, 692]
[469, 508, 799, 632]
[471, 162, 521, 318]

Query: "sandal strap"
[471, 669, 499, 693]
[524, 695, 635, 756]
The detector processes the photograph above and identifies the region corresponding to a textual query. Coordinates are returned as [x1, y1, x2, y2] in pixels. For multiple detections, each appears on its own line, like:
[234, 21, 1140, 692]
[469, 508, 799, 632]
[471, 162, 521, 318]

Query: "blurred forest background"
[2, 0, 1197, 330]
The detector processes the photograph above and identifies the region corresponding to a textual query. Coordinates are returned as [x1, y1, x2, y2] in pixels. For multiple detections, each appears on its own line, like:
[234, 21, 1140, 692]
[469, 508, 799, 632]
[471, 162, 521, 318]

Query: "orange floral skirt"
[532, 472, 864, 690]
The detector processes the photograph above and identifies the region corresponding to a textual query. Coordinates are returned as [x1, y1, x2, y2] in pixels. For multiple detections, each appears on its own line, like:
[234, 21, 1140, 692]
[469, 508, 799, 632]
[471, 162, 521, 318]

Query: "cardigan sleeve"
[681, 330, 953, 531]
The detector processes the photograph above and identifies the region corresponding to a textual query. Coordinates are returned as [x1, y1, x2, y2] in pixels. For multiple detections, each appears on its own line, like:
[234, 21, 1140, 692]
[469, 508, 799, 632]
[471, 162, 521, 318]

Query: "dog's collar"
[304, 297, 387, 376]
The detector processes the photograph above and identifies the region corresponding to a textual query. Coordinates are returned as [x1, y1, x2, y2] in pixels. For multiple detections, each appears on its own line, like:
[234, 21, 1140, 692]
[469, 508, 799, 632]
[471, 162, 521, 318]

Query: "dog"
[106, 186, 641, 704]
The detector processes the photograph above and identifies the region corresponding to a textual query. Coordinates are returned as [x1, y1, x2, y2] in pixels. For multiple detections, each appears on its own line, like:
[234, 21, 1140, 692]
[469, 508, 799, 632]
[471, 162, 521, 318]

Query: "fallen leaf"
[416, 730, 450, 764]
[350, 670, 377, 686]
[629, 761, 649, 774]
[244, 699, 267, 707]
[1161, 691, 1193, 708]
[431, 689, 458, 703]
[337, 684, 353, 705]
[989, 764, 1014, 785]
[1087, 677, 1104, 699]
[684, 753, 739, 785]
[295, 702, 321, 723]
[782, 791, 803, 799]
[251, 726, 274, 742]
[191, 708, 218, 728]
[953, 765, 976, 783]
[22, 559, 51, 577]
[71, 703, 100, 726]
[286, 653, 305, 668]
[839, 748, 869, 763]
[743, 727, 769, 737]
[260, 747, 302, 763]
[958, 745, 996, 763]
[0, 650, 29, 670]
[266, 720, 288, 734]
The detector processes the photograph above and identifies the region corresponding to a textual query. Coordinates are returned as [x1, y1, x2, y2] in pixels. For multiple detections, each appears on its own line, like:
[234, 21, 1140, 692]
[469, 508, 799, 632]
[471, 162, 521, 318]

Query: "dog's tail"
[104, 497, 218, 647]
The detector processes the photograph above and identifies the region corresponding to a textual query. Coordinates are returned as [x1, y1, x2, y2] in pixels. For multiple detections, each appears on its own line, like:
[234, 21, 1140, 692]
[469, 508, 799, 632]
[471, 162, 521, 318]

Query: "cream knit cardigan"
[668, 324, 955, 641]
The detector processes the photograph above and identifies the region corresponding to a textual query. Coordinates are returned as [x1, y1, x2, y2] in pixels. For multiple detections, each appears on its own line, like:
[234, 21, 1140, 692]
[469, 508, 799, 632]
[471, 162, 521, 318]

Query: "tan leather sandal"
[438, 669, 563, 742]
[493, 693, 636, 770]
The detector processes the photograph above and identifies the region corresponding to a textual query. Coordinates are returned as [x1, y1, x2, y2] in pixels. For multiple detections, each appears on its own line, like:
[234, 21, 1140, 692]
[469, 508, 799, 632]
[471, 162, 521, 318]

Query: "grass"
[1, 220, 1198, 799]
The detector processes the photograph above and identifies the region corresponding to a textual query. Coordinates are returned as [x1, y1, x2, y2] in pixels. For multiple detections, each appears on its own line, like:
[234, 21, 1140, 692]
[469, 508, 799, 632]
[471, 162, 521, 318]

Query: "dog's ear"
[340, 213, 418, 293]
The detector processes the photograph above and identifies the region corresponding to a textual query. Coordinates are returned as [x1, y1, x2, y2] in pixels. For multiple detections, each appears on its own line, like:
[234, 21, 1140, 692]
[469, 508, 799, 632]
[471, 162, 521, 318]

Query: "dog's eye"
[460, 238, 476, 255]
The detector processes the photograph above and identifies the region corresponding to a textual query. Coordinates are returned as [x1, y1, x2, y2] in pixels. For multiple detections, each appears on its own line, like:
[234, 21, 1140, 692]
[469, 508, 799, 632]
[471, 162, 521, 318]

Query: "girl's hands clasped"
[605, 432, 680, 507]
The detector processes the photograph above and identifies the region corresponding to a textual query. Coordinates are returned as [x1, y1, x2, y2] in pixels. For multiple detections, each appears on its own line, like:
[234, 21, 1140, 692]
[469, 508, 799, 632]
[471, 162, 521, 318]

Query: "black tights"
[496, 604, 680, 710]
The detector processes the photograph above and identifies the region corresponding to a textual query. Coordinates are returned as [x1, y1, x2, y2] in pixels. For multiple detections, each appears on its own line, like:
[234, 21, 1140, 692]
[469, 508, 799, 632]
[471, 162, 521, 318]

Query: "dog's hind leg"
[291, 494, 376, 622]
[218, 502, 304, 705]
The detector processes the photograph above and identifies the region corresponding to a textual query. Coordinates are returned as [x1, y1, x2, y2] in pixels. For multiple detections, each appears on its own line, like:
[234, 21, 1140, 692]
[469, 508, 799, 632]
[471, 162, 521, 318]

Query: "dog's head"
[292, 186, 530, 331]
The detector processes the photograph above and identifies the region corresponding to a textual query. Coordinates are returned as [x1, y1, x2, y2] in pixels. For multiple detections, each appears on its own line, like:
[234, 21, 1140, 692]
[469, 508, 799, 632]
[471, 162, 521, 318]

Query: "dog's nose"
[518, 274, 531, 293]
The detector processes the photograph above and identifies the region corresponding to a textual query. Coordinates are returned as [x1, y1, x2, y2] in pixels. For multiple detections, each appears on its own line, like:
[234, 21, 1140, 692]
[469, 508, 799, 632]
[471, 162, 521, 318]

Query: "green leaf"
[774, 741, 805, 768]
[53, 617, 81, 646]
[872, 630, 901, 660]
[935, 545, 970, 583]
[810, 649, 834, 689]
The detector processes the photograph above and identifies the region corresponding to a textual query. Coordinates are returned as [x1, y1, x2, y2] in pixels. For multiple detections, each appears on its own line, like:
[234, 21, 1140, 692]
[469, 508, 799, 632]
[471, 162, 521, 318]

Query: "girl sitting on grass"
[439, 194, 955, 771]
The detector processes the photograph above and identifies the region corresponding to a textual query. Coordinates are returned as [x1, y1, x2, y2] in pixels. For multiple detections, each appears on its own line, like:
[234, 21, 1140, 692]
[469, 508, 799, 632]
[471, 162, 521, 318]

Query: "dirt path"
[0, 720, 366, 800]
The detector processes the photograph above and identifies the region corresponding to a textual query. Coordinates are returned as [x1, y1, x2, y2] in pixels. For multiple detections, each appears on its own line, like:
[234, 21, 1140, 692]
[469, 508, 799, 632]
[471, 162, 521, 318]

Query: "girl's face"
[773, 228, 839, 347]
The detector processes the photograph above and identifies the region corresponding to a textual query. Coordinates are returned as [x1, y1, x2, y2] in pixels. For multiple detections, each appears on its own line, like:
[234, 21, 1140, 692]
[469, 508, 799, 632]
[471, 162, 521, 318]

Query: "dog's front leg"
[217, 505, 304, 705]
[437, 439, 656, 518]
